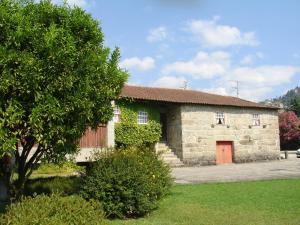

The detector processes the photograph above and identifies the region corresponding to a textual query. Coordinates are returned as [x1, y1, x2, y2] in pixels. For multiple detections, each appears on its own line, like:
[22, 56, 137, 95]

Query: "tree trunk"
[14, 164, 29, 200]
[0, 178, 9, 202]
[0, 155, 13, 202]
[13, 144, 44, 200]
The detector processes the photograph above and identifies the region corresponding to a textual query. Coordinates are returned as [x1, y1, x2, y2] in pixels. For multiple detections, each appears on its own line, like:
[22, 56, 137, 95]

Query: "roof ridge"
[121, 85, 278, 109]
[125, 84, 240, 99]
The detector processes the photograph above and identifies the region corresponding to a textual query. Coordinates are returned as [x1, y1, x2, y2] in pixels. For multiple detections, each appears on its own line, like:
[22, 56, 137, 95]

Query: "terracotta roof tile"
[120, 85, 278, 110]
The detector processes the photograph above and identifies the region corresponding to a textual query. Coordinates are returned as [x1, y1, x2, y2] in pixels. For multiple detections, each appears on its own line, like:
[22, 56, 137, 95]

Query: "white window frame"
[137, 110, 148, 124]
[252, 114, 260, 126]
[216, 112, 225, 125]
[113, 106, 121, 123]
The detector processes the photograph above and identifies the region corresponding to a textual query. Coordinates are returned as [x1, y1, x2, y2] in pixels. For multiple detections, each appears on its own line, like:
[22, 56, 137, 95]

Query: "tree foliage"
[279, 111, 300, 150]
[289, 96, 300, 117]
[0, 0, 127, 197]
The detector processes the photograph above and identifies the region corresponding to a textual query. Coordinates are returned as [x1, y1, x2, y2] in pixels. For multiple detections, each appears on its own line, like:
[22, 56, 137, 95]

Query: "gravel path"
[172, 155, 300, 184]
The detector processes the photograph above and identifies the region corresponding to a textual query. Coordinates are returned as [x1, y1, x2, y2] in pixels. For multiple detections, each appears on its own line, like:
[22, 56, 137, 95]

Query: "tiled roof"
[120, 85, 278, 110]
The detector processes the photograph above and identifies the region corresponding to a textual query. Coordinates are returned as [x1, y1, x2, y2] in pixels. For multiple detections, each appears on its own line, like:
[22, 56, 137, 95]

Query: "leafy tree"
[279, 111, 300, 150]
[0, 0, 127, 199]
[289, 96, 300, 117]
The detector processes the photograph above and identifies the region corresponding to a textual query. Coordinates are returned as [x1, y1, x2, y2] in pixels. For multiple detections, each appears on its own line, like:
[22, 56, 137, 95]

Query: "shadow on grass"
[0, 176, 82, 217]
[0, 202, 6, 214]
[24, 176, 82, 197]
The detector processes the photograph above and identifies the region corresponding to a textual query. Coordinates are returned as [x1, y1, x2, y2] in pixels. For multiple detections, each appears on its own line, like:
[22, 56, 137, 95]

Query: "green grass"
[30, 162, 84, 178]
[2, 178, 300, 224]
[108, 179, 300, 225]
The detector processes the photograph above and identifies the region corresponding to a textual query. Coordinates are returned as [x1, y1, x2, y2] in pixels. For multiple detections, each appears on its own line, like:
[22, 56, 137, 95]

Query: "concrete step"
[157, 149, 172, 153]
[156, 142, 184, 167]
[157, 149, 172, 154]
[156, 143, 168, 148]
[163, 159, 183, 164]
[164, 160, 184, 167]
[161, 155, 178, 160]
[160, 155, 184, 167]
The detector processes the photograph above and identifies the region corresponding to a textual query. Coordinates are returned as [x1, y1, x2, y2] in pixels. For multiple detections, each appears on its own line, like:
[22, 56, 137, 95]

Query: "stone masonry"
[166, 105, 183, 159]
[169, 105, 280, 166]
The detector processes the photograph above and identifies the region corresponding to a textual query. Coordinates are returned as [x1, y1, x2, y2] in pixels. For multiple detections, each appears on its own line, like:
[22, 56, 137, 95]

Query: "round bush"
[0, 194, 106, 225]
[80, 148, 173, 218]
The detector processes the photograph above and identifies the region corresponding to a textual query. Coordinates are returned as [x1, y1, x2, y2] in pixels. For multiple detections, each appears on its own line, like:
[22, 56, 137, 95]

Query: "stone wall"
[166, 105, 183, 159]
[179, 105, 280, 165]
[107, 119, 115, 147]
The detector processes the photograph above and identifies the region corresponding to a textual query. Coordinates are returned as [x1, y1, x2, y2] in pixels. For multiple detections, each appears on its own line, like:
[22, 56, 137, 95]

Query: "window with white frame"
[252, 114, 260, 126]
[137, 111, 148, 124]
[216, 112, 225, 125]
[113, 106, 121, 123]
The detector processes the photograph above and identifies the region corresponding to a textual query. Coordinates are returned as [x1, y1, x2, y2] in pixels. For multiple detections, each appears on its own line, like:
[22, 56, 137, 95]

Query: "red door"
[216, 141, 233, 164]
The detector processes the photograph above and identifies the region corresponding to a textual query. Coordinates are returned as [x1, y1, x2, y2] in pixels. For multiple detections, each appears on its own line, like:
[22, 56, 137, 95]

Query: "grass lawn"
[30, 162, 84, 179]
[1, 177, 300, 224]
[108, 179, 300, 225]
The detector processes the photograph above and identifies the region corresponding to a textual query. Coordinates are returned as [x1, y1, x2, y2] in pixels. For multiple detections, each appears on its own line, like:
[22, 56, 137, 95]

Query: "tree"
[279, 111, 300, 150]
[0, 0, 127, 199]
[289, 96, 300, 117]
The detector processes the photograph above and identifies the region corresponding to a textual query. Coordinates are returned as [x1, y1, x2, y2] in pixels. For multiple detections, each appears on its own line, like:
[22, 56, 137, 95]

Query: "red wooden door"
[216, 141, 233, 164]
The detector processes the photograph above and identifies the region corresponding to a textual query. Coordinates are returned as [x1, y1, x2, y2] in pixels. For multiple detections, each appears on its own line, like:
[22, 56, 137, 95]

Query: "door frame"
[216, 141, 234, 165]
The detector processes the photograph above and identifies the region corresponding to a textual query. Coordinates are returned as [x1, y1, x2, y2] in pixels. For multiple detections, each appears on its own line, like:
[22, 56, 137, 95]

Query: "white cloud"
[230, 66, 300, 87]
[160, 50, 300, 101]
[240, 55, 254, 65]
[223, 65, 300, 101]
[202, 87, 229, 96]
[162, 51, 231, 79]
[238, 87, 273, 101]
[256, 52, 264, 59]
[240, 52, 264, 65]
[185, 17, 259, 48]
[119, 57, 155, 71]
[147, 26, 168, 43]
[152, 76, 186, 88]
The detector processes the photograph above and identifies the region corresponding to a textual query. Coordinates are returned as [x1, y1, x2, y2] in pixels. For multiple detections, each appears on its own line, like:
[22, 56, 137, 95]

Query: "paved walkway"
[172, 156, 300, 184]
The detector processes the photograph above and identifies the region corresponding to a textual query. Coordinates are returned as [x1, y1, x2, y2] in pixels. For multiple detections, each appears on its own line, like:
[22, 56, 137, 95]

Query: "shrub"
[80, 148, 173, 218]
[0, 194, 106, 225]
[115, 101, 161, 148]
[115, 122, 161, 148]
[24, 176, 82, 196]
[279, 111, 300, 150]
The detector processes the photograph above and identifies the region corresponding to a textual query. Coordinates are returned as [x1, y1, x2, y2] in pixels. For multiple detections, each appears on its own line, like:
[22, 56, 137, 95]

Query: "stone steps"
[156, 142, 184, 167]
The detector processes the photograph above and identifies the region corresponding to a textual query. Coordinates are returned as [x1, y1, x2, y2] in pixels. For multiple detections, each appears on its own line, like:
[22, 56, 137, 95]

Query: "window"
[252, 114, 260, 126]
[113, 106, 121, 123]
[137, 111, 148, 124]
[216, 112, 225, 125]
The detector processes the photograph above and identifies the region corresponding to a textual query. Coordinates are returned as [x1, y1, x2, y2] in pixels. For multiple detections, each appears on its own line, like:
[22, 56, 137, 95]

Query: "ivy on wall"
[115, 100, 161, 148]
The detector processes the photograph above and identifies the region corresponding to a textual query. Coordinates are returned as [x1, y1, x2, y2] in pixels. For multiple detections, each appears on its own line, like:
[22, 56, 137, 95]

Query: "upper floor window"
[137, 111, 148, 124]
[216, 112, 225, 125]
[113, 106, 121, 123]
[252, 114, 260, 126]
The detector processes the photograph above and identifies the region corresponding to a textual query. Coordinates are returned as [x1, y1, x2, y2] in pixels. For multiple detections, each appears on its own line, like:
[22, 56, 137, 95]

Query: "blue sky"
[59, 0, 299, 101]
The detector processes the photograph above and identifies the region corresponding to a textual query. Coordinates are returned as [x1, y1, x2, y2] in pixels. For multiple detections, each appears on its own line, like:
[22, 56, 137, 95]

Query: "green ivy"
[115, 100, 161, 148]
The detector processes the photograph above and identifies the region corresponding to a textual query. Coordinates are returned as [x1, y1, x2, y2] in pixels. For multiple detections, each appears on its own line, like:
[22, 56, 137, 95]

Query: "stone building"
[118, 85, 280, 166]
